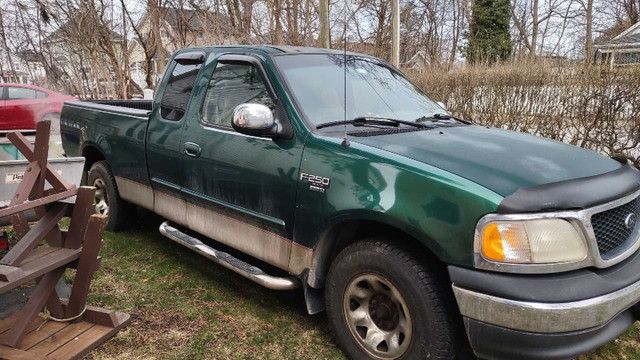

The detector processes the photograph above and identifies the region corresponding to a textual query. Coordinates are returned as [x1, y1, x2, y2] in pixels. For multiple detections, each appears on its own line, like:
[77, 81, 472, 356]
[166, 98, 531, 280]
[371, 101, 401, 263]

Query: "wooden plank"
[9, 214, 30, 241]
[65, 215, 106, 318]
[3, 268, 65, 347]
[26, 322, 93, 357]
[0, 189, 76, 220]
[0, 344, 47, 360]
[0, 316, 19, 334]
[17, 322, 68, 350]
[20, 247, 59, 266]
[45, 324, 113, 360]
[0, 248, 81, 293]
[7, 162, 40, 207]
[0, 246, 59, 282]
[44, 292, 65, 320]
[31, 122, 50, 201]
[0, 317, 64, 350]
[0, 204, 68, 267]
[64, 187, 96, 250]
[7, 132, 71, 192]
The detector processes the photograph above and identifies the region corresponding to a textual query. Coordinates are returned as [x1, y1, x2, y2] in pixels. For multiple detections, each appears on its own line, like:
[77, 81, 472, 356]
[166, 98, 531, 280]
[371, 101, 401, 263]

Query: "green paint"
[60, 45, 620, 270]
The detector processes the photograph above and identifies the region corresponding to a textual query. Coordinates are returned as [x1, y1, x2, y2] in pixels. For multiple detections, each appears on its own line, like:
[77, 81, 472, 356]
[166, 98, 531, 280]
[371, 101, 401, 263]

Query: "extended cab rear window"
[160, 61, 202, 121]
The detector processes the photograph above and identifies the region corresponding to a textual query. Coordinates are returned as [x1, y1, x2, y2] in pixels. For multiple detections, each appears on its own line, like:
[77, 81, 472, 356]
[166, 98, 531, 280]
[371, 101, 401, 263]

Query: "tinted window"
[8, 87, 37, 100]
[160, 61, 202, 121]
[201, 63, 274, 127]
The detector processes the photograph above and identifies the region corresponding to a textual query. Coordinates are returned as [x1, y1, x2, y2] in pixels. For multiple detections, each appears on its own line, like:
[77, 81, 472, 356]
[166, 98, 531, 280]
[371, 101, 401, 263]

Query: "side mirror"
[232, 103, 279, 138]
[437, 101, 447, 110]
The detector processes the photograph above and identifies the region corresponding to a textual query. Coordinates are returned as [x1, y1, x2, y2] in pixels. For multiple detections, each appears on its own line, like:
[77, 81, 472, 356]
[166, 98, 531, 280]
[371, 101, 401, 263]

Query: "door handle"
[183, 142, 201, 158]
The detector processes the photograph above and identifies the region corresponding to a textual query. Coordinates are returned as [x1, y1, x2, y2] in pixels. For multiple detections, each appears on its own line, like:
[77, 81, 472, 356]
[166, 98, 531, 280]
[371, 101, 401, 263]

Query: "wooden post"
[319, 0, 330, 49]
[391, 0, 400, 67]
[65, 214, 107, 318]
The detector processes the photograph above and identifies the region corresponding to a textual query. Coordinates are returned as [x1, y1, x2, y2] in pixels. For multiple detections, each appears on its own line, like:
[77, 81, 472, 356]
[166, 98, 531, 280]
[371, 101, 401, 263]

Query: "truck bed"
[69, 100, 152, 116]
[60, 100, 151, 186]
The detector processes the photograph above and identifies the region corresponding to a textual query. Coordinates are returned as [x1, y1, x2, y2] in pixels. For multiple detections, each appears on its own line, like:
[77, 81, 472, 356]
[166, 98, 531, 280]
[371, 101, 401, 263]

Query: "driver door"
[179, 54, 304, 270]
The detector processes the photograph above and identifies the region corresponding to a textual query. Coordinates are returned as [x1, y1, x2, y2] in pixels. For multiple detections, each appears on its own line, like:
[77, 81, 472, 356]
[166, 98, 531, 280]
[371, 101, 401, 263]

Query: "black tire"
[87, 161, 134, 232]
[326, 239, 458, 360]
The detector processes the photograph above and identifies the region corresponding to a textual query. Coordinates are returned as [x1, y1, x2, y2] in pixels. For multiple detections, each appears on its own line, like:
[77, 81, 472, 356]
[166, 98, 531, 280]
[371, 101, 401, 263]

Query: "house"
[0, 49, 45, 84]
[42, 20, 125, 97]
[594, 21, 640, 68]
[128, 7, 232, 88]
[403, 50, 430, 73]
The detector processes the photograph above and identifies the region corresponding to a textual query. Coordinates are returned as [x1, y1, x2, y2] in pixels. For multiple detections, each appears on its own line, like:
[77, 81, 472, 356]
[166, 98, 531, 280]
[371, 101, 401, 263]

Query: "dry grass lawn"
[58, 209, 640, 359]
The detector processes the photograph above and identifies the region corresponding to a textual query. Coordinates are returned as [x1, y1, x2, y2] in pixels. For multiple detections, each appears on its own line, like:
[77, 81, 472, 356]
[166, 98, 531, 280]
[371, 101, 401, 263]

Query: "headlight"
[478, 218, 587, 264]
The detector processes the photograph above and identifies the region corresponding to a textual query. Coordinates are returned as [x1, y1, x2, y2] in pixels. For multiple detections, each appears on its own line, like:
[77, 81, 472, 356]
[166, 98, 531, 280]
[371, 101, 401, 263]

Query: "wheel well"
[309, 220, 446, 289]
[40, 111, 60, 120]
[82, 146, 106, 172]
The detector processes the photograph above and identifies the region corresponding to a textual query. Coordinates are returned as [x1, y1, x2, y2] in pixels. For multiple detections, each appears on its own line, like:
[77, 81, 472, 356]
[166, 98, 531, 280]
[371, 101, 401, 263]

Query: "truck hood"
[352, 125, 622, 197]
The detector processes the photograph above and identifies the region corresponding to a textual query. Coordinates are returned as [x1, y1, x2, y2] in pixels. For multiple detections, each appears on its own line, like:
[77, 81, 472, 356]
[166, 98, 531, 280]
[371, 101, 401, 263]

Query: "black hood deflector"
[498, 164, 640, 214]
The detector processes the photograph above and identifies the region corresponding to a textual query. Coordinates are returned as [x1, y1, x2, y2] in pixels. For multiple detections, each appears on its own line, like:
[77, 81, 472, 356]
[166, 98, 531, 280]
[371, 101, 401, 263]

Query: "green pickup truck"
[61, 45, 640, 360]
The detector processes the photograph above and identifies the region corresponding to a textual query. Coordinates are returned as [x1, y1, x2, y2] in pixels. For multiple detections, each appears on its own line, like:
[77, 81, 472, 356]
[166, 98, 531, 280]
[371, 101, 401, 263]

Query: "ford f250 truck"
[61, 45, 640, 360]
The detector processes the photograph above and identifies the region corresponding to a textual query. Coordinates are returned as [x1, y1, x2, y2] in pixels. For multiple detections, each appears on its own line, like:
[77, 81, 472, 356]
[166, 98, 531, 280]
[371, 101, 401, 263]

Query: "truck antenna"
[341, 6, 350, 148]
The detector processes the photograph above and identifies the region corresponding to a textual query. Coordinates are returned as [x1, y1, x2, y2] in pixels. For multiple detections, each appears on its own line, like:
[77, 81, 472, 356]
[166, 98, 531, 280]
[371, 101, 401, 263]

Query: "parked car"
[61, 46, 640, 360]
[0, 83, 75, 131]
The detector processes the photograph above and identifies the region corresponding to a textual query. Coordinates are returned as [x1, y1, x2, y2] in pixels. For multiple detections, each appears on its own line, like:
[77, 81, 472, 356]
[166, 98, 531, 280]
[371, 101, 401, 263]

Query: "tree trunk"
[318, 0, 330, 48]
[585, 0, 594, 67]
[531, 0, 539, 59]
[391, 0, 400, 66]
[274, 0, 284, 44]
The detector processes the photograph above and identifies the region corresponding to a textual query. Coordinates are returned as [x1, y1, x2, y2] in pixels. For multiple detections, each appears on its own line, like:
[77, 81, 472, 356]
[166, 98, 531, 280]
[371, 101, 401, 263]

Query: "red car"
[0, 84, 76, 131]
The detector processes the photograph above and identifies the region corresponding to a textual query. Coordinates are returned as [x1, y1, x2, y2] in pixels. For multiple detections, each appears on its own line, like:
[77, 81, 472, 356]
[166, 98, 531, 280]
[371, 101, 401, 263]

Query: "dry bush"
[407, 61, 640, 167]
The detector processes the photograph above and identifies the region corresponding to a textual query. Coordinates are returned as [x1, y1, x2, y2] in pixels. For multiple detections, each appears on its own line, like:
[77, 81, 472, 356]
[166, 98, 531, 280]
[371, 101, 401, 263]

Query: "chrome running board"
[159, 221, 300, 290]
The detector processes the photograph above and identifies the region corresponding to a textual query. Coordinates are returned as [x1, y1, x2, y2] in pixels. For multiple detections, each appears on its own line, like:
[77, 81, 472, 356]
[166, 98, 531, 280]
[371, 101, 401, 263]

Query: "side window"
[8, 87, 37, 100]
[201, 62, 275, 128]
[160, 61, 202, 121]
[36, 91, 48, 98]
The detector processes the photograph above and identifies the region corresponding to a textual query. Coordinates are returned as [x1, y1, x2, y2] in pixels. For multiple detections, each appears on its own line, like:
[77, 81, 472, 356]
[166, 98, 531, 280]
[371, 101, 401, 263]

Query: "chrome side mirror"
[437, 101, 447, 110]
[232, 103, 279, 138]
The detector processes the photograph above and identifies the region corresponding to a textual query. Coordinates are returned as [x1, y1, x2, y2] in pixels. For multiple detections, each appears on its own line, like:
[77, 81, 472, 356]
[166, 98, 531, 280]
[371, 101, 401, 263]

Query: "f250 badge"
[300, 173, 331, 193]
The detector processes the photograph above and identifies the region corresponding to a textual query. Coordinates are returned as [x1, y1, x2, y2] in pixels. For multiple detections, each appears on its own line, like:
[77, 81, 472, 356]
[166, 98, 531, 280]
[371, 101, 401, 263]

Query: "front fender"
[294, 135, 503, 272]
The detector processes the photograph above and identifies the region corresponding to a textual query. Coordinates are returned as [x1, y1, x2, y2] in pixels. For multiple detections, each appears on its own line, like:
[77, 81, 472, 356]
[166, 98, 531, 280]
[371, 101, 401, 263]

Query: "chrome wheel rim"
[343, 273, 412, 359]
[93, 178, 109, 215]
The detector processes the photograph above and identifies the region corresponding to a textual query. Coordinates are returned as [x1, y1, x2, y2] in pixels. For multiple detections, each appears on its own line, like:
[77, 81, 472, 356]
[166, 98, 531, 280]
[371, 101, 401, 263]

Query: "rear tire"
[325, 238, 458, 360]
[87, 161, 134, 231]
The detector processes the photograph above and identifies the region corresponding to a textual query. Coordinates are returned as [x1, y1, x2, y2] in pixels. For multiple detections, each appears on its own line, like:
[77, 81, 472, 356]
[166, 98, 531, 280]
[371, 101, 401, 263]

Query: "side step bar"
[159, 221, 300, 290]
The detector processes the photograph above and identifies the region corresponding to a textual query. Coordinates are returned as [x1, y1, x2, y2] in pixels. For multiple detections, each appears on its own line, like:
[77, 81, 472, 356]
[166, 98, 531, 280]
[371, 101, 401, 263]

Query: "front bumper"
[463, 310, 636, 360]
[449, 253, 640, 359]
[453, 279, 640, 333]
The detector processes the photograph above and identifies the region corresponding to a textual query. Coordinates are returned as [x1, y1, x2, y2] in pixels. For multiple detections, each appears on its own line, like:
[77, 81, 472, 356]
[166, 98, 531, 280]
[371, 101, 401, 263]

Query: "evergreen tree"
[464, 0, 513, 64]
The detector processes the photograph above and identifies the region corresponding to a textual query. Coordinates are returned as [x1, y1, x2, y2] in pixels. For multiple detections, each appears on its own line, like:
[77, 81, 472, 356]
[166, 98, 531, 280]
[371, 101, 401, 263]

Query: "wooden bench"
[0, 121, 130, 360]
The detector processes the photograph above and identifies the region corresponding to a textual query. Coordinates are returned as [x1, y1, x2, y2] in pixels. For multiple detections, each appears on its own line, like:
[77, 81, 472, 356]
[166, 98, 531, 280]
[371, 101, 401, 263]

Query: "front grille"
[591, 196, 640, 257]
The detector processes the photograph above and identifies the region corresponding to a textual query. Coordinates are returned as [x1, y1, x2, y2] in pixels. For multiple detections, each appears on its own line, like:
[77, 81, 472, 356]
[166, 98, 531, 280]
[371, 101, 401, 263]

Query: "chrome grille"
[591, 196, 639, 257]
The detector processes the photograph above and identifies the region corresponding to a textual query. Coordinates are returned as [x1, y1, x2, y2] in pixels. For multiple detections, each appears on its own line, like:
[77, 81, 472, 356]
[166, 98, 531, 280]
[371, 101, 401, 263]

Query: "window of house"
[201, 62, 275, 128]
[160, 61, 202, 121]
[615, 52, 640, 64]
[8, 87, 37, 100]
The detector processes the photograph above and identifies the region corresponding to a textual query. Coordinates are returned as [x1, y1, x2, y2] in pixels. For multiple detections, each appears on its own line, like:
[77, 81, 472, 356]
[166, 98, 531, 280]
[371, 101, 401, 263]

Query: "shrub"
[407, 61, 640, 167]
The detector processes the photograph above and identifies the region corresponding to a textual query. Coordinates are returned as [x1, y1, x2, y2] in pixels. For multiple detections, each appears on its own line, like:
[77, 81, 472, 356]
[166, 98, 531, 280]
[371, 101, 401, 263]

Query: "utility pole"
[319, 0, 330, 48]
[391, 0, 400, 67]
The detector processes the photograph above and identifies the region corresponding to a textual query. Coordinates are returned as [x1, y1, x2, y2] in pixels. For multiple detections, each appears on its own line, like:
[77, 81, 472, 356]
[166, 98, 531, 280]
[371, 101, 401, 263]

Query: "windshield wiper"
[317, 117, 428, 130]
[416, 113, 472, 124]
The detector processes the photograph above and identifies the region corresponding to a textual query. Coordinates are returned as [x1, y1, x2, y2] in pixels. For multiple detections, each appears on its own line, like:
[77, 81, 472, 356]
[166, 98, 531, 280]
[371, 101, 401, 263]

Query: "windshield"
[273, 54, 444, 128]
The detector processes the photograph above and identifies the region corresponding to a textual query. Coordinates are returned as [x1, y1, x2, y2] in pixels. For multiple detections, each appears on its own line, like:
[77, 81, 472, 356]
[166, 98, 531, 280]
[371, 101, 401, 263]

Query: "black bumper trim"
[448, 248, 640, 303]
[464, 309, 636, 360]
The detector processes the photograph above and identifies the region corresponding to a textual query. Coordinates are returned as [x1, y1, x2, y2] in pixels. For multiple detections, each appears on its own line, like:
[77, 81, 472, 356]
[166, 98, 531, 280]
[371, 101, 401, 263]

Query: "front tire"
[87, 161, 134, 231]
[325, 239, 457, 360]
